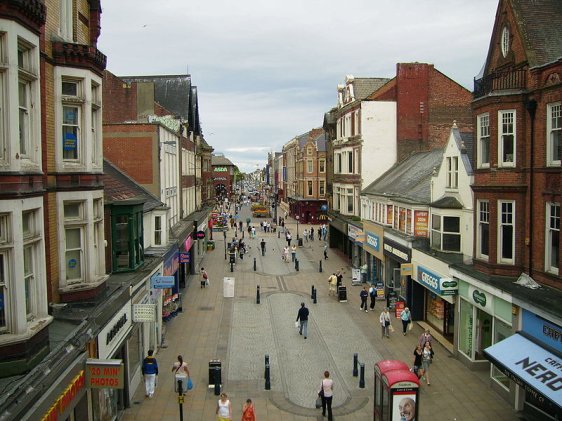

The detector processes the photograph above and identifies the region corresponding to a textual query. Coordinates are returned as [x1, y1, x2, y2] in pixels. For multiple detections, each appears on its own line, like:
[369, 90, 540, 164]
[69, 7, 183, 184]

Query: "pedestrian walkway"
[122, 209, 522, 421]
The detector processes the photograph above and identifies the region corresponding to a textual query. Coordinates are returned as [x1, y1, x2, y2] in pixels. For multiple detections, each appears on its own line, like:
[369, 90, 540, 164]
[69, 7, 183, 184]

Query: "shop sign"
[41, 370, 85, 421]
[214, 167, 228, 172]
[468, 286, 493, 312]
[522, 309, 562, 350]
[179, 252, 190, 263]
[365, 232, 380, 252]
[163, 249, 179, 276]
[440, 278, 459, 295]
[86, 359, 124, 389]
[196, 230, 206, 239]
[383, 239, 410, 263]
[213, 177, 227, 181]
[414, 210, 429, 238]
[151, 276, 175, 289]
[348, 225, 364, 243]
[132, 304, 156, 322]
[184, 236, 193, 251]
[98, 305, 132, 360]
[400, 263, 413, 276]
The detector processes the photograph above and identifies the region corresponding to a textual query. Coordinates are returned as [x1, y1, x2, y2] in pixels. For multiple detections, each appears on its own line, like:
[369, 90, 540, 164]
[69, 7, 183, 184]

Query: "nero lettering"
[516, 357, 562, 391]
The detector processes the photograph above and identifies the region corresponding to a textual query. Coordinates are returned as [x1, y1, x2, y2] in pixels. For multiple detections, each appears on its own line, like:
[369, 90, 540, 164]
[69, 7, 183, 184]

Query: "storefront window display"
[474, 308, 493, 360]
[425, 292, 454, 339]
[491, 318, 511, 389]
[92, 388, 118, 421]
[459, 299, 473, 358]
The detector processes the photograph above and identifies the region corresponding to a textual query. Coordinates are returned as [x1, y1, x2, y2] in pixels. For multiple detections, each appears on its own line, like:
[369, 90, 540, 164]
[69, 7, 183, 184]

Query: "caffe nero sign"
[416, 266, 458, 296]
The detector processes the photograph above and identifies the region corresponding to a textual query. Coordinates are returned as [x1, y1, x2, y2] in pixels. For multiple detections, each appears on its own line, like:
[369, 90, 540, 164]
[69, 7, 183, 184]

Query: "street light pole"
[296, 215, 300, 241]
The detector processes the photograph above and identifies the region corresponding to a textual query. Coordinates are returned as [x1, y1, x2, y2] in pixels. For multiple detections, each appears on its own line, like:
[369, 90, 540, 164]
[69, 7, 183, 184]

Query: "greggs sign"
[41, 370, 85, 421]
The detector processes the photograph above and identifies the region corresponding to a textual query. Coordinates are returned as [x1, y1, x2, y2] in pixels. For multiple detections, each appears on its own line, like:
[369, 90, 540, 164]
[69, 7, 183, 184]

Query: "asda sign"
[417, 266, 458, 296]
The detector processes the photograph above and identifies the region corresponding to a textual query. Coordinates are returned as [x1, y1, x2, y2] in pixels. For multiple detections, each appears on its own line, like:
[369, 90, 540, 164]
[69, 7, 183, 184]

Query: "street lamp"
[296, 215, 300, 241]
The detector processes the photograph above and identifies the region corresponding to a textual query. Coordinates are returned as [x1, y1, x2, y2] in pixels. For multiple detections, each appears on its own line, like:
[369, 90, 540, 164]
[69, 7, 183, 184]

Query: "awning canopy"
[484, 334, 562, 410]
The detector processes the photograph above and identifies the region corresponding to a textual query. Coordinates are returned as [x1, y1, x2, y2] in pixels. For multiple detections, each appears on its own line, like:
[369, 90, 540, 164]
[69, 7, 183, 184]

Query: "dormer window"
[501, 26, 510, 58]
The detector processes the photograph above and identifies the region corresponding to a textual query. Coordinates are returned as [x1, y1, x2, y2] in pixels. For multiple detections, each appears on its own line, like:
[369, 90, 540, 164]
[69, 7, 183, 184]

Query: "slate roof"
[212, 154, 235, 167]
[315, 132, 327, 152]
[361, 149, 444, 205]
[102, 159, 164, 212]
[352, 78, 391, 101]
[460, 131, 474, 173]
[510, 0, 562, 68]
[431, 196, 463, 209]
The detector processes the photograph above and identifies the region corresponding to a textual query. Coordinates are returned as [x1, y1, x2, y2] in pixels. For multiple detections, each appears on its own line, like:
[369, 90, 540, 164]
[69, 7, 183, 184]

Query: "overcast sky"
[98, 0, 498, 173]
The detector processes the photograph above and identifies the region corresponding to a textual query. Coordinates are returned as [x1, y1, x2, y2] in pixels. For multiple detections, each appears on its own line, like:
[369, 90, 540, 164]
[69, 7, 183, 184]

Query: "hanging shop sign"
[132, 304, 156, 322]
[151, 276, 175, 289]
[468, 285, 493, 312]
[400, 263, 413, 276]
[347, 224, 364, 244]
[196, 230, 206, 239]
[86, 359, 124, 389]
[522, 309, 562, 350]
[97, 304, 132, 360]
[179, 252, 190, 263]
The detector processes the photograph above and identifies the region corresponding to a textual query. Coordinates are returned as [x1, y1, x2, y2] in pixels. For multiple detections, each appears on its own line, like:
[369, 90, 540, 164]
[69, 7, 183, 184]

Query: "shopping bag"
[315, 395, 322, 409]
[295, 321, 299, 329]
[389, 325, 395, 333]
[187, 377, 193, 390]
[205, 278, 210, 286]
[408, 321, 413, 331]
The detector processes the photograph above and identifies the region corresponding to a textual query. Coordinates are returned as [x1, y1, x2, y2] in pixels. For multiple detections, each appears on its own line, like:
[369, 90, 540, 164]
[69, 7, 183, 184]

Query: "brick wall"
[103, 70, 138, 123]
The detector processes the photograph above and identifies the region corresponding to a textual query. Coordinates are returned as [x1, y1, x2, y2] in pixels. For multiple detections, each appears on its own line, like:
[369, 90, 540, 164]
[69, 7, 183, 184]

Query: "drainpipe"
[525, 99, 537, 276]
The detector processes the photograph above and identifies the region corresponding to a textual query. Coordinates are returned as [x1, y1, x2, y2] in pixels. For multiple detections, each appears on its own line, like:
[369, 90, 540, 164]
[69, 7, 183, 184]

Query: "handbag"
[187, 377, 193, 390]
[389, 325, 395, 333]
[315, 395, 322, 409]
[295, 321, 299, 329]
[408, 321, 413, 331]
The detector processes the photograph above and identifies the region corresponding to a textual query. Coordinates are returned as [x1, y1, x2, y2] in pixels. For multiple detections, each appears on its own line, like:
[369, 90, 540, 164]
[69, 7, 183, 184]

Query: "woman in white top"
[318, 370, 334, 421]
[171, 355, 190, 377]
[216, 392, 232, 421]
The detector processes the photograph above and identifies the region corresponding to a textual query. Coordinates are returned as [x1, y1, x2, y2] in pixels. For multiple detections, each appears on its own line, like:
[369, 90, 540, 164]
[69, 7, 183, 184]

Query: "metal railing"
[474, 68, 527, 98]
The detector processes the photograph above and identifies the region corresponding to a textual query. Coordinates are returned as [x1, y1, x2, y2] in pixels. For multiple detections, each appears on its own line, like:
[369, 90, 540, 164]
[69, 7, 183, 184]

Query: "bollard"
[256, 285, 260, 304]
[264, 354, 269, 379]
[319, 260, 323, 272]
[278, 230, 280, 238]
[242, 231, 245, 239]
[295, 258, 299, 271]
[313, 288, 317, 304]
[359, 363, 365, 388]
[265, 363, 271, 390]
[230, 261, 234, 272]
[177, 379, 185, 421]
[214, 366, 221, 395]
[311, 285, 315, 299]
[353, 353, 359, 377]
[254, 257, 257, 271]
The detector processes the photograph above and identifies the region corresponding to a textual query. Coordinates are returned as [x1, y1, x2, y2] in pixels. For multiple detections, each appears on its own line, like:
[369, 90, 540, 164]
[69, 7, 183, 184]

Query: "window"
[348, 151, 353, 174]
[22, 209, 41, 320]
[60, 0, 73, 41]
[501, 26, 510, 58]
[478, 201, 490, 259]
[547, 103, 561, 166]
[498, 201, 514, 263]
[336, 153, 342, 173]
[546, 203, 560, 274]
[347, 188, 354, 214]
[499, 111, 515, 166]
[319, 159, 325, 173]
[431, 215, 461, 252]
[154, 216, 162, 245]
[18, 40, 37, 158]
[91, 82, 101, 166]
[307, 181, 313, 196]
[334, 187, 340, 211]
[319, 181, 325, 196]
[307, 159, 313, 174]
[111, 206, 144, 272]
[0, 252, 7, 331]
[478, 114, 490, 167]
[62, 80, 82, 161]
[307, 146, 312, 155]
[64, 202, 84, 282]
[446, 157, 458, 188]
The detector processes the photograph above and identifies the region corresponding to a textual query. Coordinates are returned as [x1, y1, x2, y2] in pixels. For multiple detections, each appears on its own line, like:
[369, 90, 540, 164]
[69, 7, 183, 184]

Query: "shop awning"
[483, 334, 562, 410]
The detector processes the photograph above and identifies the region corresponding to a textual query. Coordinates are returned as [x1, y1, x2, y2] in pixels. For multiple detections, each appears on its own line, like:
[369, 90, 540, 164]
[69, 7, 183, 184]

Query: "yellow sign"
[400, 263, 413, 276]
[42, 371, 85, 421]
[86, 359, 124, 389]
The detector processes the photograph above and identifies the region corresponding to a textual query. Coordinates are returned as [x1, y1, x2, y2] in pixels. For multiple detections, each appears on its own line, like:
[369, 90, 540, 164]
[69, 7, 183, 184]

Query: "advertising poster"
[414, 210, 429, 238]
[393, 393, 417, 421]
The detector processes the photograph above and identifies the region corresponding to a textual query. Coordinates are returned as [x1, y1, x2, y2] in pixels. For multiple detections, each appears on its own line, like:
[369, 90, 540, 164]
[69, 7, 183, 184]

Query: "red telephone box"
[374, 360, 420, 421]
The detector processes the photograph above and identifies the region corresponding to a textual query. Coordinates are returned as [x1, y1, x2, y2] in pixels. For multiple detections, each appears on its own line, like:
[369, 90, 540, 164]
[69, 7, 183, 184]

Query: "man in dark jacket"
[142, 350, 159, 398]
[296, 302, 310, 339]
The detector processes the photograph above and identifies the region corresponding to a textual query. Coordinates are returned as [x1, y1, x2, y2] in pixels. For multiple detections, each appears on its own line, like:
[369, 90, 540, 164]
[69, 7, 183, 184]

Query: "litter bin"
[207, 241, 215, 251]
[209, 360, 222, 387]
[298, 238, 303, 247]
[338, 285, 348, 302]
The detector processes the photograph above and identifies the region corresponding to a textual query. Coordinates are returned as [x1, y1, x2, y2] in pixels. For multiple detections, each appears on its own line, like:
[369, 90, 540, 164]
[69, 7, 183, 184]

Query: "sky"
[98, 0, 498, 174]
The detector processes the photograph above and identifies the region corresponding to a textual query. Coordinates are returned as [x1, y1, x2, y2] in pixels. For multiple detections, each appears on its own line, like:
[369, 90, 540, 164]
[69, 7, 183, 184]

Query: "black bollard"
[264, 354, 269, 379]
[254, 257, 257, 271]
[265, 363, 271, 390]
[295, 258, 299, 271]
[230, 261, 234, 272]
[214, 367, 221, 395]
[278, 230, 280, 238]
[359, 363, 365, 388]
[353, 353, 359, 377]
[313, 288, 317, 304]
[311, 285, 315, 299]
[319, 260, 323, 272]
[256, 285, 260, 304]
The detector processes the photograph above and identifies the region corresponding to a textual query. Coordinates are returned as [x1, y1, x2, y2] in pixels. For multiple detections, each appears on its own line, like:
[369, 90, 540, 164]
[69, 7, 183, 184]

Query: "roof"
[450, 124, 474, 176]
[510, 0, 562, 68]
[362, 149, 444, 205]
[212, 155, 236, 167]
[102, 159, 164, 212]
[352, 77, 391, 101]
[315, 132, 327, 152]
[431, 196, 463, 209]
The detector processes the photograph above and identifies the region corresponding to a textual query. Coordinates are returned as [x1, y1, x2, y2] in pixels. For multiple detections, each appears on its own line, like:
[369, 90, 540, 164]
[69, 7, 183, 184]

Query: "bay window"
[499, 110, 515, 166]
[545, 203, 560, 274]
[477, 201, 490, 259]
[477, 113, 490, 168]
[547, 102, 561, 166]
[431, 214, 461, 252]
[498, 201, 515, 263]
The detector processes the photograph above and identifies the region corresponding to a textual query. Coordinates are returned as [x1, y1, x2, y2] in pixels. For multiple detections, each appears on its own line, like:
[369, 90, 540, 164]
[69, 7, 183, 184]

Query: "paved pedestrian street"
[122, 209, 523, 421]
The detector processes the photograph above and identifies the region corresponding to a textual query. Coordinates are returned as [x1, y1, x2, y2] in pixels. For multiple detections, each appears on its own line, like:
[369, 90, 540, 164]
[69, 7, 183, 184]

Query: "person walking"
[360, 286, 369, 312]
[401, 307, 412, 335]
[328, 273, 337, 296]
[142, 350, 158, 398]
[418, 329, 433, 348]
[369, 285, 377, 310]
[171, 355, 191, 377]
[412, 345, 423, 379]
[323, 242, 328, 260]
[291, 244, 297, 262]
[303, 228, 309, 242]
[216, 392, 232, 421]
[200, 268, 209, 288]
[286, 231, 292, 247]
[282, 246, 290, 263]
[318, 371, 334, 421]
[296, 302, 309, 339]
[260, 239, 266, 256]
[310, 227, 315, 240]
[241, 398, 256, 421]
[379, 308, 392, 338]
[336, 268, 344, 288]
[421, 341, 434, 385]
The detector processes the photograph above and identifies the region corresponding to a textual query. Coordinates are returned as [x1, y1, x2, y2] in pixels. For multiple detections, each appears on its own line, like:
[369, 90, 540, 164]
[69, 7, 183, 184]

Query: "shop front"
[328, 214, 348, 256]
[93, 298, 134, 421]
[362, 221, 385, 296]
[347, 223, 364, 270]
[484, 308, 562, 420]
[291, 199, 327, 225]
[31, 355, 88, 421]
[382, 236, 411, 311]
[411, 250, 458, 343]
[161, 247, 180, 322]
